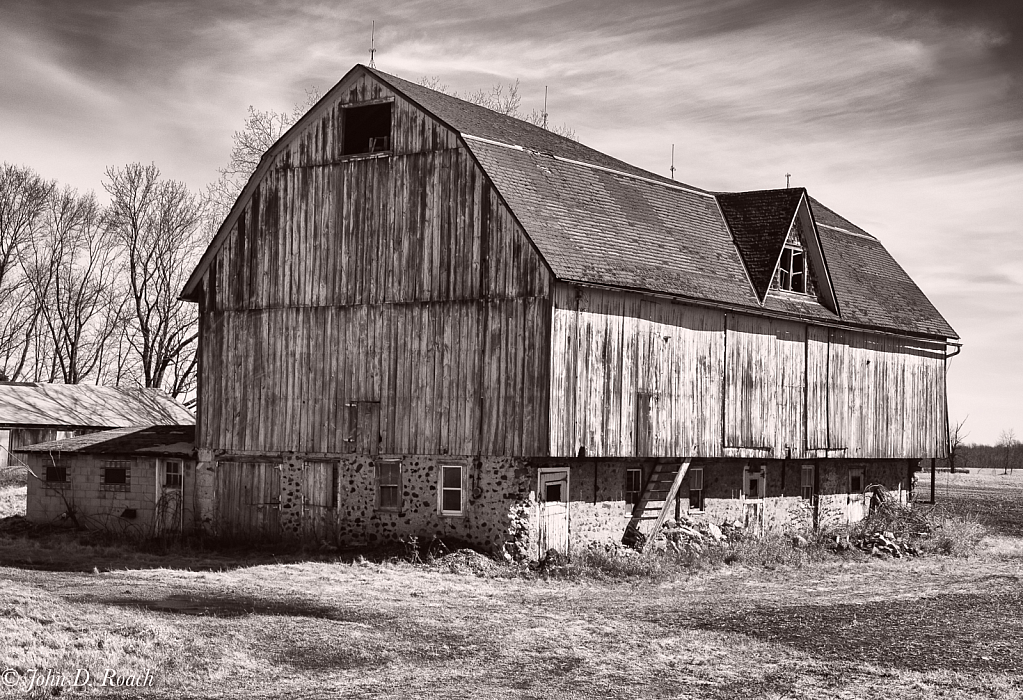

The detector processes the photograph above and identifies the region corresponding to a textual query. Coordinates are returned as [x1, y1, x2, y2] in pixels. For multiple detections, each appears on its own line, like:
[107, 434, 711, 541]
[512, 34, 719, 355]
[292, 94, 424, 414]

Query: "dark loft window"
[776, 246, 806, 293]
[342, 102, 392, 156]
[625, 468, 643, 505]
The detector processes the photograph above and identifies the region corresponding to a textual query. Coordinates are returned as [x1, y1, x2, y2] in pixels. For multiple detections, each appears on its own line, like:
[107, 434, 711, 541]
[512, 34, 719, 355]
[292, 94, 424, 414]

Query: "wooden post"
[930, 457, 936, 504]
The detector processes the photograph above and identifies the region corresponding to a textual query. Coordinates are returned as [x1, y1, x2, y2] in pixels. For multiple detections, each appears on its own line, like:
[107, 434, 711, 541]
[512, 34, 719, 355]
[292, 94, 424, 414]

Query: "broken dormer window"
[776, 245, 806, 293]
[342, 102, 392, 156]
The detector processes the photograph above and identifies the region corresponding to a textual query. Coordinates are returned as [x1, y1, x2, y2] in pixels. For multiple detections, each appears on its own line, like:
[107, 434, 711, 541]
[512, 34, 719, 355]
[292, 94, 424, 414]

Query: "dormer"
[717, 187, 839, 315]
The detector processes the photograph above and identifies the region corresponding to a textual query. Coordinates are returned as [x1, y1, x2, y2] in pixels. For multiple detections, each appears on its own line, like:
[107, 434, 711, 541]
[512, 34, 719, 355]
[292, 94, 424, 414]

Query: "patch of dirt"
[685, 588, 1023, 674]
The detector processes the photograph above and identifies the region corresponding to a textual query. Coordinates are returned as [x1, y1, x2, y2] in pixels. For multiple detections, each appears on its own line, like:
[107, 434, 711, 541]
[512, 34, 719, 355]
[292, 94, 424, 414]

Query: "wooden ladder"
[624, 456, 695, 552]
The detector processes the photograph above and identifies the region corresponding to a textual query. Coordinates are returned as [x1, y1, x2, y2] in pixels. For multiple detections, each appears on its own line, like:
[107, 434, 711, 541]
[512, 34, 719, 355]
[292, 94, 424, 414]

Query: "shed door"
[302, 461, 337, 541]
[538, 469, 570, 557]
[215, 462, 282, 540]
[156, 459, 184, 534]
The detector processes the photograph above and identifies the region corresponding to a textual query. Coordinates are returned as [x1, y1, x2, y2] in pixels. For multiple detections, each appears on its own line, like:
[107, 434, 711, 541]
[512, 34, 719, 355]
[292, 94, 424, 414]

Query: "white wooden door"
[538, 469, 570, 557]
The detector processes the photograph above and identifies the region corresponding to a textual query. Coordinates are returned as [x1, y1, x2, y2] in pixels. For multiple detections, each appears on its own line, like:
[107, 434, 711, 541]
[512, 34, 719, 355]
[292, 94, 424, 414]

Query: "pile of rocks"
[853, 530, 920, 558]
[649, 516, 736, 554]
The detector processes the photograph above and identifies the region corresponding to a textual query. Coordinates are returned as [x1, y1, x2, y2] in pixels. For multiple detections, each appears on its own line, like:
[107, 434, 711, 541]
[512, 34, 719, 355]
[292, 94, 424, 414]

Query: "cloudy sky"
[1, 0, 1020, 444]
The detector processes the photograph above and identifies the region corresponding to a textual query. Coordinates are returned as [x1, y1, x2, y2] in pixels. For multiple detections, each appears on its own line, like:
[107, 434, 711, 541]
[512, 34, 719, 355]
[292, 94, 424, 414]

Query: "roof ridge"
[816, 222, 877, 241]
[462, 134, 714, 198]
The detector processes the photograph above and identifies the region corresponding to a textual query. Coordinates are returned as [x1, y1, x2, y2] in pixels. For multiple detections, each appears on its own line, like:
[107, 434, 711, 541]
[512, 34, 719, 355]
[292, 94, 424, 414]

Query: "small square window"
[342, 102, 392, 156]
[102, 461, 131, 491]
[801, 465, 815, 500]
[164, 460, 182, 488]
[377, 460, 401, 512]
[625, 468, 643, 505]
[440, 464, 464, 516]
[688, 467, 705, 511]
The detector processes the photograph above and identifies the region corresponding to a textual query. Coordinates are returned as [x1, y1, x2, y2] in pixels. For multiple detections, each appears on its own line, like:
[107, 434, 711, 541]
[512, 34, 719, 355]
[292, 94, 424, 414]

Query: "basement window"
[625, 468, 643, 505]
[801, 465, 815, 500]
[376, 459, 402, 512]
[849, 467, 864, 494]
[342, 102, 392, 156]
[102, 461, 131, 491]
[776, 245, 806, 293]
[688, 467, 705, 512]
[440, 464, 465, 516]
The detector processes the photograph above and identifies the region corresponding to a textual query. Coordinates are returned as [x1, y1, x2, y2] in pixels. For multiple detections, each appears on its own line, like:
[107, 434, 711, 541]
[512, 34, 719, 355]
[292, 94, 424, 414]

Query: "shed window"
[688, 467, 705, 511]
[801, 465, 815, 500]
[440, 464, 464, 516]
[776, 246, 806, 293]
[45, 465, 68, 483]
[625, 468, 643, 505]
[377, 460, 401, 512]
[164, 460, 182, 488]
[342, 102, 392, 156]
[102, 461, 131, 491]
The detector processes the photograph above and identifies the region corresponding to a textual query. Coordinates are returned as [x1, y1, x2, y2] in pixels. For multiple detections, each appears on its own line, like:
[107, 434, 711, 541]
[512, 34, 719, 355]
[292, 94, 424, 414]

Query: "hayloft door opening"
[156, 459, 184, 535]
[538, 469, 570, 557]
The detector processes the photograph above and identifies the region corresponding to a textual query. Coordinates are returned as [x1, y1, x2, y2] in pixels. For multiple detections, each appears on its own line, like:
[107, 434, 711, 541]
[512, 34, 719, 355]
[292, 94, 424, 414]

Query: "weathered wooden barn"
[180, 65, 958, 556]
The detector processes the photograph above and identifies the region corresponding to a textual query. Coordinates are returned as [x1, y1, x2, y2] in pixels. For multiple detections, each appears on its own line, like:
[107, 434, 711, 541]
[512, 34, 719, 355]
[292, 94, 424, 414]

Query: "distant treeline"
[949, 443, 1023, 472]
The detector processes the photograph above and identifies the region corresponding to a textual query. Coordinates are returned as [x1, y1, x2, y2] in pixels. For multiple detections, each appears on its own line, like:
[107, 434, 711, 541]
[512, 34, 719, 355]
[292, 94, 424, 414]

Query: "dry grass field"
[0, 470, 1020, 699]
[917, 468, 1023, 537]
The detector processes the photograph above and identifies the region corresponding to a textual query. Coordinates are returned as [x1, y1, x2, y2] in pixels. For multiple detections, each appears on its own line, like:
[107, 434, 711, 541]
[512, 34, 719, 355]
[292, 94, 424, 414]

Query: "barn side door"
[537, 468, 570, 557]
[301, 461, 338, 542]
[215, 461, 283, 540]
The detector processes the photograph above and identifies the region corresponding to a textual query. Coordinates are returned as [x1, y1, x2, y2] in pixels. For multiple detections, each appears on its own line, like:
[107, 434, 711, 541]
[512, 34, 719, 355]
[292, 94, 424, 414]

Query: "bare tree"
[104, 164, 207, 398]
[0, 164, 54, 380]
[948, 417, 969, 473]
[208, 89, 323, 228]
[24, 186, 122, 383]
[998, 429, 1018, 475]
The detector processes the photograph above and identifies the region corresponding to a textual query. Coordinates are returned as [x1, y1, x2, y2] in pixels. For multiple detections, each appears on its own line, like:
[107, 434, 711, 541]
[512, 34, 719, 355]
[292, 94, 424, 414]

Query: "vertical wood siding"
[197, 72, 551, 457]
[549, 285, 725, 458]
[549, 283, 947, 459]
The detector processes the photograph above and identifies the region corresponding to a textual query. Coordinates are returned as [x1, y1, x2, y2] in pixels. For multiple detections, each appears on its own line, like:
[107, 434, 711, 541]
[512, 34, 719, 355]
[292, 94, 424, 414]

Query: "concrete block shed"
[175, 65, 957, 558]
[17, 426, 197, 536]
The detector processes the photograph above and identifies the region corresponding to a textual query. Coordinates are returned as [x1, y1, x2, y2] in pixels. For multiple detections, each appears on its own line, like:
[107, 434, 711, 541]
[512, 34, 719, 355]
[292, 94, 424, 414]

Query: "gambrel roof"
[184, 64, 957, 341]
